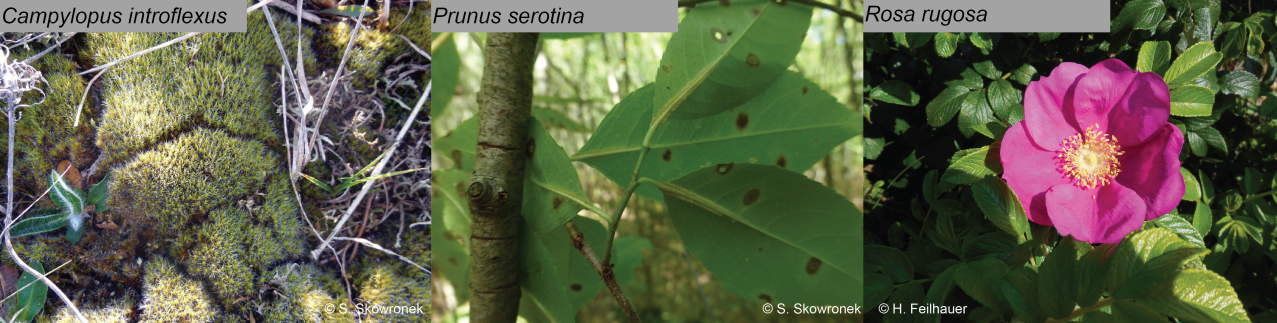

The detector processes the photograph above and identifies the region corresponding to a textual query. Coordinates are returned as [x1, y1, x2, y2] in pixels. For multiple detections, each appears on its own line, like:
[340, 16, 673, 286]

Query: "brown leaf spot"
[745, 53, 760, 68]
[571, 283, 583, 292]
[662, 149, 673, 162]
[758, 247, 764, 252]
[758, 294, 772, 303]
[805, 257, 822, 275]
[552, 196, 564, 210]
[735, 113, 749, 131]
[751, 8, 761, 16]
[719, 0, 730, 6]
[715, 163, 733, 175]
[710, 28, 727, 43]
[802, 86, 808, 95]
[743, 189, 760, 206]
[776, 155, 787, 168]
[451, 149, 463, 165]
[662, 65, 671, 73]
[449, 257, 458, 266]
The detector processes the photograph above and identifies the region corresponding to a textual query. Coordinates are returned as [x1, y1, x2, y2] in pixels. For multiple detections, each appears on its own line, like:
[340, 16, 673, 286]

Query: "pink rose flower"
[1001, 59, 1184, 244]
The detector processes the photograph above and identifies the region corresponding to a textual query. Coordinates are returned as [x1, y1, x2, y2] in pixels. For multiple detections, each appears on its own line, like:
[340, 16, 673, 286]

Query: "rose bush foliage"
[864, 0, 1277, 321]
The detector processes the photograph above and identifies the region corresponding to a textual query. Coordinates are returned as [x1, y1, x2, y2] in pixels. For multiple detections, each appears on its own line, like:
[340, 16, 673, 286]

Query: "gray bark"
[467, 32, 539, 322]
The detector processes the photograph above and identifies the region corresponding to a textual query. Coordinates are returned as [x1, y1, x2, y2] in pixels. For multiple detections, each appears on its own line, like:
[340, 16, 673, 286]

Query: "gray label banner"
[864, 0, 1108, 32]
[0, 0, 244, 32]
[433, 0, 676, 32]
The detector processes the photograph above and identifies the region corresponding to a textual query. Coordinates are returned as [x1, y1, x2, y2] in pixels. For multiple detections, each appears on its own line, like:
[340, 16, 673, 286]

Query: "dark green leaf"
[1114, 0, 1167, 31]
[925, 87, 970, 127]
[612, 237, 653, 286]
[1075, 244, 1116, 307]
[1038, 236, 1079, 320]
[9, 260, 46, 323]
[1110, 301, 1171, 323]
[969, 33, 995, 53]
[958, 88, 996, 138]
[871, 80, 921, 106]
[1219, 71, 1259, 100]
[987, 79, 1021, 121]
[48, 170, 83, 215]
[971, 176, 1030, 242]
[1199, 169, 1215, 203]
[1243, 167, 1262, 196]
[1009, 64, 1038, 86]
[893, 32, 934, 49]
[1002, 268, 1044, 323]
[866, 245, 913, 283]
[921, 266, 958, 323]
[1220, 22, 1246, 61]
[1193, 200, 1212, 237]
[1114, 247, 1208, 299]
[954, 258, 1009, 313]
[8, 209, 68, 238]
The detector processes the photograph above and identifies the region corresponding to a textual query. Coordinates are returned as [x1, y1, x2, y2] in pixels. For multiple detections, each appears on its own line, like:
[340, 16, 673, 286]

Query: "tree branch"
[677, 0, 863, 22]
[467, 32, 539, 322]
[565, 222, 641, 323]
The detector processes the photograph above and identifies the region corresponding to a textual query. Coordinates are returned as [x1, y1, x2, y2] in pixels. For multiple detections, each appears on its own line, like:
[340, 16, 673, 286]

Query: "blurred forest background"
[431, 1, 863, 321]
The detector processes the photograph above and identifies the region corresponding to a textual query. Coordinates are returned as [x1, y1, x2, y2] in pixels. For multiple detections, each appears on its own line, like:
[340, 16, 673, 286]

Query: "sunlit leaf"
[434, 116, 477, 171]
[431, 33, 460, 116]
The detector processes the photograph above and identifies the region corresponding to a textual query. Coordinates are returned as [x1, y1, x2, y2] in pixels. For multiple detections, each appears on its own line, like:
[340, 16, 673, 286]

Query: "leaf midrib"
[571, 122, 850, 161]
[652, 2, 775, 126]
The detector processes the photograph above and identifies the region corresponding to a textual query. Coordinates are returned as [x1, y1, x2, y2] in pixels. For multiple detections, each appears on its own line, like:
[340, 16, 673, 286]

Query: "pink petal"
[1046, 183, 1147, 244]
[1001, 121, 1071, 226]
[1106, 72, 1171, 147]
[1069, 59, 1138, 131]
[1115, 123, 1184, 221]
[1025, 62, 1088, 151]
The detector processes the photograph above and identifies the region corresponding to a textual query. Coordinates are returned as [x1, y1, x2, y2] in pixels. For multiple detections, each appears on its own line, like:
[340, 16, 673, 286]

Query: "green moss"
[140, 257, 218, 322]
[323, 8, 429, 88]
[48, 297, 134, 323]
[355, 264, 430, 322]
[84, 7, 317, 166]
[109, 128, 276, 230]
[259, 263, 353, 323]
[0, 51, 94, 192]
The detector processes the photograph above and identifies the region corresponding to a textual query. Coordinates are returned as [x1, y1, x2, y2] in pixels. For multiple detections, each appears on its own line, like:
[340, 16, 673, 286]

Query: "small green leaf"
[8, 209, 68, 238]
[971, 176, 1030, 242]
[1219, 71, 1259, 100]
[84, 172, 111, 212]
[1114, 0, 1167, 31]
[1164, 42, 1222, 85]
[1215, 214, 1261, 254]
[1182, 168, 1200, 201]
[871, 80, 921, 106]
[933, 33, 960, 57]
[987, 79, 1022, 121]
[1243, 167, 1262, 196]
[921, 266, 958, 323]
[957, 89, 996, 138]
[1169, 85, 1215, 117]
[48, 170, 84, 215]
[1193, 200, 1212, 237]
[1137, 41, 1172, 75]
[1009, 64, 1038, 86]
[941, 145, 999, 185]
[893, 32, 934, 49]
[9, 260, 46, 323]
[1199, 169, 1215, 203]
[969, 33, 995, 53]
[925, 87, 971, 127]
[1220, 22, 1247, 61]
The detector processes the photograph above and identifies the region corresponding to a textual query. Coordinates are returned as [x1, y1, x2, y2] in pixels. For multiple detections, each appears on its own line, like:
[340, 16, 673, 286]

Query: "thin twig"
[76, 33, 201, 76]
[398, 34, 429, 60]
[682, 248, 715, 322]
[677, 0, 863, 22]
[261, 0, 324, 24]
[72, 67, 108, 127]
[565, 222, 641, 323]
[20, 33, 76, 65]
[307, 0, 373, 159]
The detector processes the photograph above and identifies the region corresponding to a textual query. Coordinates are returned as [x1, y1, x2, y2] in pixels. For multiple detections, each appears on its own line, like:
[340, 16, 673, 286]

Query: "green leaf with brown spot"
[645, 164, 861, 306]
[575, 74, 855, 202]
[652, 0, 811, 121]
[433, 116, 477, 171]
[518, 216, 610, 321]
[523, 119, 589, 233]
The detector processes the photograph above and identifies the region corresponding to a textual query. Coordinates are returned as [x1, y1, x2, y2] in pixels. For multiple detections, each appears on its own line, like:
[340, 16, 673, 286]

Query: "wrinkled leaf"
[1169, 85, 1214, 117]
[1137, 41, 1172, 75]
[971, 176, 1029, 242]
[1164, 42, 1221, 85]
[871, 80, 920, 106]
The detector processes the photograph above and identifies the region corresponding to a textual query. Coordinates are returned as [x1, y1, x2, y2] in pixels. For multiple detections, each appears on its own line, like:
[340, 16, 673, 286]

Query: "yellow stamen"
[1058, 124, 1124, 189]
